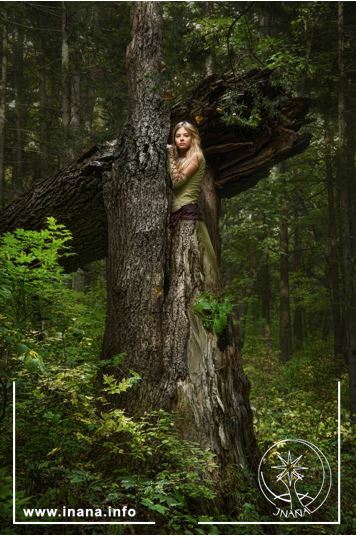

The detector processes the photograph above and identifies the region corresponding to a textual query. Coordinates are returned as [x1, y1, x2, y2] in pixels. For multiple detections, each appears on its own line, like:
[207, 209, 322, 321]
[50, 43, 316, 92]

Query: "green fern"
[193, 293, 233, 335]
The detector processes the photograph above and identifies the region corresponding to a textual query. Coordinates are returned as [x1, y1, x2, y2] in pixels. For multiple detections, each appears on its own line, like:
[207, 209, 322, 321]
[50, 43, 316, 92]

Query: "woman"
[167, 121, 219, 291]
[167, 121, 205, 218]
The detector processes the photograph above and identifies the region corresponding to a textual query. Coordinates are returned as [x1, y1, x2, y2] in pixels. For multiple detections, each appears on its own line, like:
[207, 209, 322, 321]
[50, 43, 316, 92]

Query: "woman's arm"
[167, 147, 201, 187]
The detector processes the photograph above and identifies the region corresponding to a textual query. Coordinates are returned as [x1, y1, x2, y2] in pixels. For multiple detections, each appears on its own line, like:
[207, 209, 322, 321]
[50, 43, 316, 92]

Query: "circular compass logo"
[258, 439, 332, 519]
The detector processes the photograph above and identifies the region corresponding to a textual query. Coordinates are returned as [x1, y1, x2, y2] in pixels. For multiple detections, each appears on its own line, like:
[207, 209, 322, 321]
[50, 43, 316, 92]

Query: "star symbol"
[272, 451, 308, 487]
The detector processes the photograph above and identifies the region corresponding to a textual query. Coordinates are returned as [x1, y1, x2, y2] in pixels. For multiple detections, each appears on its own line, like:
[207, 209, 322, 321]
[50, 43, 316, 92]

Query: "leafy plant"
[0, 221, 218, 533]
[193, 293, 233, 335]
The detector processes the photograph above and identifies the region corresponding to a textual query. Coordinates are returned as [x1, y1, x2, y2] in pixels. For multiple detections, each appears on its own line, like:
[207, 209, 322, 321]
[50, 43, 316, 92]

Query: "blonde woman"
[167, 121, 219, 290]
[167, 121, 205, 221]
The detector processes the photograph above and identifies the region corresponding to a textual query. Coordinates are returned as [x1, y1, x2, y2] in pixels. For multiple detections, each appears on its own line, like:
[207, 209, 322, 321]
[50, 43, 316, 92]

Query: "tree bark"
[101, 1, 170, 393]
[100, 1, 259, 495]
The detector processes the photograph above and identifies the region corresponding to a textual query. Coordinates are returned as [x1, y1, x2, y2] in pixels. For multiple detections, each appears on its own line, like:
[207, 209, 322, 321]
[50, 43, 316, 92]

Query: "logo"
[258, 439, 332, 519]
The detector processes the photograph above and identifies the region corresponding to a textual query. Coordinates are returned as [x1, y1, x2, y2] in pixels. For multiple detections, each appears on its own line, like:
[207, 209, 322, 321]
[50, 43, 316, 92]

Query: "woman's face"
[175, 127, 192, 151]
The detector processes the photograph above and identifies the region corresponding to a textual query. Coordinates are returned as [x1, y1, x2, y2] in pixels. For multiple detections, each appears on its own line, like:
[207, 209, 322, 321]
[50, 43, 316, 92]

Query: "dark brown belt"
[169, 203, 203, 229]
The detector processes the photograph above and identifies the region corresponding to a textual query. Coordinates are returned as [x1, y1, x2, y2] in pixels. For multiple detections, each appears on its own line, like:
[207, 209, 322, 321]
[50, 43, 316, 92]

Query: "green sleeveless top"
[170, 158, 206, 213]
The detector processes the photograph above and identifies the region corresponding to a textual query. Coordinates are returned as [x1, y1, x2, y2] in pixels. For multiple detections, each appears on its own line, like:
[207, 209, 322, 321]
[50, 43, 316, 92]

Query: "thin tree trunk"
[279, 169, 292, 362]
[71, 72, 80, 131]
[338, 1, 356, 422]
[258, 254, 272, 350]
[0, 13, 7, 208]
[292, 220, 304, 350]
[100, 1, 259, 498]
[324, 114, 344, 365]
[83, 79, 95, 136]
[82, 4, 96, 137]
[347, 95, 356, 422]
[13, 26, 24, 195]
[62, 1, 71, 161]
[38, 35, 49, 181]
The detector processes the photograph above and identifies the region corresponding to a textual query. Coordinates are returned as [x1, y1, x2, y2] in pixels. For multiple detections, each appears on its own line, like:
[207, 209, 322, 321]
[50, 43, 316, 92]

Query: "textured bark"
[100, 2, 260, 492]
[171, 69, 310, 199]
[162, 219, 259, 474]
[0, 141, 114, 270]
[0, 70, 309, 272]
[100, 2, 170, 392]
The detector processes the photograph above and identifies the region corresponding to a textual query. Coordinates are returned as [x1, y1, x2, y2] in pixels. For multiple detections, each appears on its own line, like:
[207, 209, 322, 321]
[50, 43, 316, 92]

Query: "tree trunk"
[13, 25, 24, 195]
[83, 78, 95, 136]
[0, 13, 7, 208]
[292, 219, 304, 350]
[71, 72, 80, 131]
[257, 251, 273, 350]
[100, 1, 259, 495]
[324, 114, 344, 365]
[337, 1, 356, 422]
[279, 169, 292, 362]
[82, 5, 96, 137]
[101, 1, 170, 394]
[38, 34, 49, 182]
[346, 92, 356, 424]
[62, 1, 71, 162]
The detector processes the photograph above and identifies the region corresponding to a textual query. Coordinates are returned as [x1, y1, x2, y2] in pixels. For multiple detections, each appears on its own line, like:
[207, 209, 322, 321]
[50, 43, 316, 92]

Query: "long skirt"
[168, 206, 220, 295]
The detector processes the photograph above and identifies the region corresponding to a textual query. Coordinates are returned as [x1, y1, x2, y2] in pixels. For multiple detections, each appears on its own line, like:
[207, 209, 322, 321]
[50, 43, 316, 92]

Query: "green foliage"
[219, 85, 290, 129]
[13, 365, 216, 531]
[0, 216, 73, 323]
[193, 293, 233, 335]
[0, 468, 30, 534]
[219, 89, 262, 129]
[0, 221, 217, 533]
[243, 336, 355, 532]
[0, 217, 77, 389]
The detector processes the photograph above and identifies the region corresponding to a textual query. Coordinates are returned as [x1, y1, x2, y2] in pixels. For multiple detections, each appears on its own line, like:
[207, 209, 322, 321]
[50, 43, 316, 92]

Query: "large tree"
[0, 1, 310, 495]
[99, 3, 261, 491]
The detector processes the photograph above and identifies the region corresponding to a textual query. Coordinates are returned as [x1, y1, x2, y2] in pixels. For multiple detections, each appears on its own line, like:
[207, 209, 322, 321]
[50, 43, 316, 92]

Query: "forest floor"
[243, 335, 355, 535]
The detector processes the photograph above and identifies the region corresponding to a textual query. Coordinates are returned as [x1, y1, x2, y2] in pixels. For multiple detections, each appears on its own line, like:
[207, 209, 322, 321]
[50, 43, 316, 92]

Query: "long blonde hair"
[172, 121, 204, 171]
